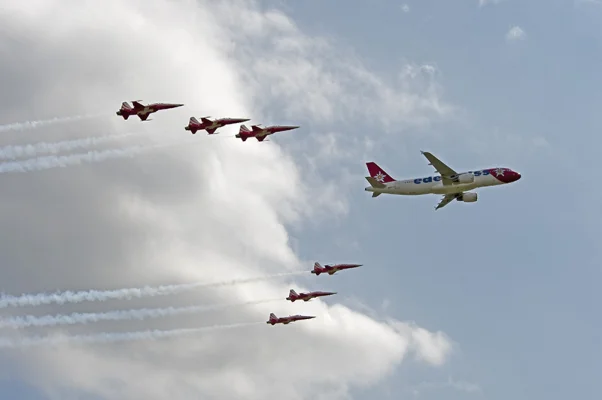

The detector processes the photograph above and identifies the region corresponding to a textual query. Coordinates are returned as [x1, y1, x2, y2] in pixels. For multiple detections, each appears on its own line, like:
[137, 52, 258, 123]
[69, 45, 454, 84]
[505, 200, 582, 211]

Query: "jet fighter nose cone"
[278, 126, 300, 131]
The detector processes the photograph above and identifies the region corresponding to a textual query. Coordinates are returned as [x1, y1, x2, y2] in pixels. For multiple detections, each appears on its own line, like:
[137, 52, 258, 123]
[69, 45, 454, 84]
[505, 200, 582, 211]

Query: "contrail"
[0, 143, 150, 173]
[0, 298, 281, 329]
[0, 132, 244, 174]
[0, 114, 107, 133]
[0, 132, 138, 161]
[0, 271, 306, 309]
[0, 321, 263, 348]
[0, 137, 212, 174]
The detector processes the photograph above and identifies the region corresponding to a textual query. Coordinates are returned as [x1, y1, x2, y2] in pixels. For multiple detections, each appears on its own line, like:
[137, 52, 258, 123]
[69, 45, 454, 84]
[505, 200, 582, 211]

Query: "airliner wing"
[421, 151, 456, 185]
[435, 193, 461, 210]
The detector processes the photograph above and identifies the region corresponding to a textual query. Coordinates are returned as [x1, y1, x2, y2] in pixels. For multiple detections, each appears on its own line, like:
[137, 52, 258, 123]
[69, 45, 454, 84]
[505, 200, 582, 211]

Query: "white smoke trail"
[0, 114, 106, 133]
[0, 143, 151, 173]
[0, 132, 139, 161]
[0, 298, 281, 329]
[0, 131, 241, 174]
[0, 321, 263, 348]
[0, 271, 306, 309]
[0, 136, 216, 174]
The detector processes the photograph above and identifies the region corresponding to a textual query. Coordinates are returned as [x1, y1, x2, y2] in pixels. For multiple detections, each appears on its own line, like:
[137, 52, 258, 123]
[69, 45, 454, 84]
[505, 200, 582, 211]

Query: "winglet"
[421, 150, 433, 166]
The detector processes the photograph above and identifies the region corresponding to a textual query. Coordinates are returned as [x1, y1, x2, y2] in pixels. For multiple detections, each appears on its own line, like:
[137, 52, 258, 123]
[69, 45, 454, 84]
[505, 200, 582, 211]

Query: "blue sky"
[272, 1, 602, 399]
[0, 1, 600, 399]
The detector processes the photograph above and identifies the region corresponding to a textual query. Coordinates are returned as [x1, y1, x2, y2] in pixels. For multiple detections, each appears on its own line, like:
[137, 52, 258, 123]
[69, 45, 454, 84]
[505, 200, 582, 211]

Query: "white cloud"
[203, 1, 454, 221]
[215, 4, 453, 130]
[506, 25, 526, 41]
[391, 321, 453, 366]
[401, 4, 411, 13]
[0, 0, 453, 399]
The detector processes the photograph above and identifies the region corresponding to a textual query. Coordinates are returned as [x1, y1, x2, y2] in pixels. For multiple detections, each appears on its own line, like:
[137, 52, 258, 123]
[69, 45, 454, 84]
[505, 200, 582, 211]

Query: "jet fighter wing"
[421, 151, 457, 185]
[435, 193, 461, 210]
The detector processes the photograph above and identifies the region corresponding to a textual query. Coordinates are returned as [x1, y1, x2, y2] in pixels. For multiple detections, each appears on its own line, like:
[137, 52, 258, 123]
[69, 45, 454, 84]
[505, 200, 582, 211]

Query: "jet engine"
[456, 192, 477, 202]
[455, 172, 475, 184]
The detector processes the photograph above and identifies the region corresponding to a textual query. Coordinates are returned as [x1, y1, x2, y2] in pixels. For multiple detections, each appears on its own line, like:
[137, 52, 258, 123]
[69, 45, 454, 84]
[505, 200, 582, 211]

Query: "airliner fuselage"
[365, 167, 519, 196]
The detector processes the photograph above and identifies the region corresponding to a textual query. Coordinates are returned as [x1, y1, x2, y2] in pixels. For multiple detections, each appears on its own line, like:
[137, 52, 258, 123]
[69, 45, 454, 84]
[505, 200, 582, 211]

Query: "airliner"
[364, 151, 521, 210]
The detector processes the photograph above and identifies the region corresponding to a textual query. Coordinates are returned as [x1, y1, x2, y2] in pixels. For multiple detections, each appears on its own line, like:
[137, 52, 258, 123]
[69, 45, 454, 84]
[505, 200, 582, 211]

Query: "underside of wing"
[435, 193, 460, 210]
[421, 151, 457, 185]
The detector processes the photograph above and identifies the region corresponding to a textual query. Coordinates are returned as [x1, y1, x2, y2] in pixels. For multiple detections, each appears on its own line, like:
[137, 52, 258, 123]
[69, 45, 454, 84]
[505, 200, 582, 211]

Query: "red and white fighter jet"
[311, 262, 362, 276]
[235, 124, 299, 142]
[116, 100, 184, 121]
[266, 313, 316, 325]
[286, 289, 337, 302]
[184, 116, 250, 134]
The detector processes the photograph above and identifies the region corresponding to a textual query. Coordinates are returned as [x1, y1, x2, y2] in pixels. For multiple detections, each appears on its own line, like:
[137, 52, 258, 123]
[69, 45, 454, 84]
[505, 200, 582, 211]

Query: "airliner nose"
[512, 171, 521, 182]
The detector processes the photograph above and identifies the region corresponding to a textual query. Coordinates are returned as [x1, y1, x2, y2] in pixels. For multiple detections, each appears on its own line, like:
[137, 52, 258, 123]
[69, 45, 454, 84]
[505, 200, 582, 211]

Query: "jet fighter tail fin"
[189, 117, 199, 124]
[236, 125, 252, 141]
[121, 102, 132, 109]
[289, 289, 298, 296]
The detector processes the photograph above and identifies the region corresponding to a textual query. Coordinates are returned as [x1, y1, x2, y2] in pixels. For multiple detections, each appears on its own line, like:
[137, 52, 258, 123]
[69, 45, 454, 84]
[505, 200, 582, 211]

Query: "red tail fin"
[237, 125, 252, 141]
[289, 289, 298, 296]
[366, 162, 396, 183]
